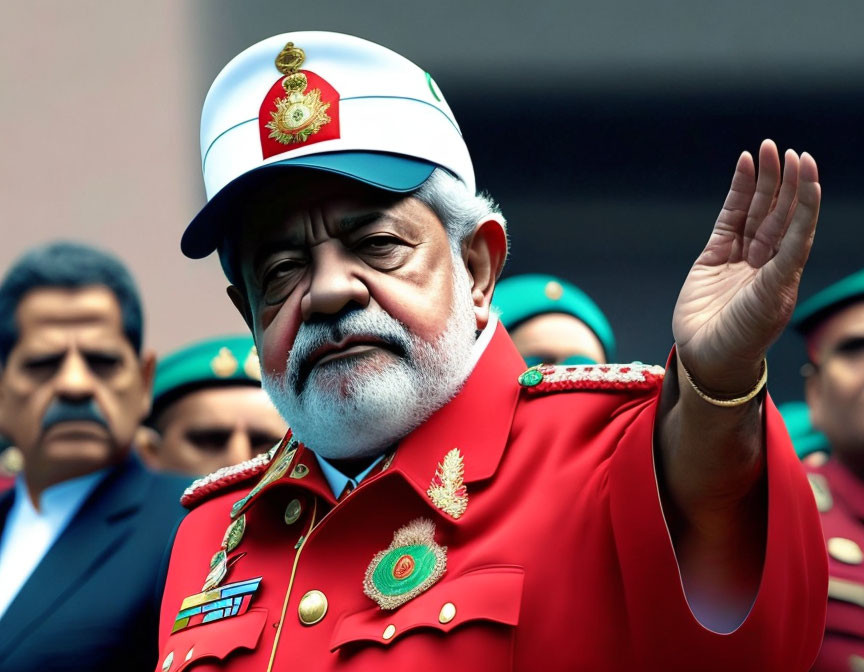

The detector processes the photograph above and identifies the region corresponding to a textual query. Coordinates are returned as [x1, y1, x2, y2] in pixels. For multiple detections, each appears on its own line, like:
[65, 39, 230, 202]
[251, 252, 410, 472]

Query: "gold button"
[828, 537, 864, 565]
[184, 648, 194, 662]
[161, 651, 174, 672]
[850, 654, 864, 672]
[290, 463, 309, 479]
[298, 589, 328, 625]
[438, 602, 456, 624]
[382, 624, 396, 640]
[284, 499, 302, 525]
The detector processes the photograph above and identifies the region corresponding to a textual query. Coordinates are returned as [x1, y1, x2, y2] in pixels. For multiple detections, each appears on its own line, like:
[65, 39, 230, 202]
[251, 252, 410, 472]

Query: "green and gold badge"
[363, 518, 447, 610]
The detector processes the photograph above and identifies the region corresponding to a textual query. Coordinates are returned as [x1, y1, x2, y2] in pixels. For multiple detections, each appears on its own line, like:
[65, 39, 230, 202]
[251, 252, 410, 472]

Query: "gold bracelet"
[681, 358, 768, 408]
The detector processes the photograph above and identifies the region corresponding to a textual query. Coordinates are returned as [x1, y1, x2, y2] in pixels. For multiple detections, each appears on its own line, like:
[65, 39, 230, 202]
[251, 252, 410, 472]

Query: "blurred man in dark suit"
[0, 242, 189, 672]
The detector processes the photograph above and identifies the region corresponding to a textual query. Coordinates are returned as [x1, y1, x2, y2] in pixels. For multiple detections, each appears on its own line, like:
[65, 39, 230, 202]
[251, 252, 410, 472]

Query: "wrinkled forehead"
[14, 286, 126, 348]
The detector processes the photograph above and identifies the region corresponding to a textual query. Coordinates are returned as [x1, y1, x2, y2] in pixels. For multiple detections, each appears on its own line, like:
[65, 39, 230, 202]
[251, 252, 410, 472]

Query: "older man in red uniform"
[155, 32, 827, 671]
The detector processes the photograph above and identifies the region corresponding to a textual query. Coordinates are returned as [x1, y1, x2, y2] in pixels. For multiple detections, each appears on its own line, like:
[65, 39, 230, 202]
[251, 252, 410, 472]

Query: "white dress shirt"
[0, 469, 106, 619]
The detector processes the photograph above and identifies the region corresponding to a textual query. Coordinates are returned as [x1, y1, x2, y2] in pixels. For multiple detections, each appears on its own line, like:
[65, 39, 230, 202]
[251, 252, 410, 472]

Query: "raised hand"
[672, 139, 821, 396]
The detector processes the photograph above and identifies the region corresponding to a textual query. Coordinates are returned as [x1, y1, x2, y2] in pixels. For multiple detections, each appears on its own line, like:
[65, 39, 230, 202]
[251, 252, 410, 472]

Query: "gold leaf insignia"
[244, 346, 262, 381]
[427, 448, 468, 519]
[265, 72, 331, 145]
[211, 347, 238, 378]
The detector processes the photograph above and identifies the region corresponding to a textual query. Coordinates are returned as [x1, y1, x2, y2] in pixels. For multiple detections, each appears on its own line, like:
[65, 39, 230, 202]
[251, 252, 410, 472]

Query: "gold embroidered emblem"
[244, 345, 262, 381]
[211, 347, 238, 377]
[427, 448, 468, 519]
[363, 518, 447, 610]
[265, 72, 331, 145]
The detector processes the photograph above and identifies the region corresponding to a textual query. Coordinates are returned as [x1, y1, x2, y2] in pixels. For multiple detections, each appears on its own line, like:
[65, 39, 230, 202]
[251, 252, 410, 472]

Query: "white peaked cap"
[182, 31, 475, 259]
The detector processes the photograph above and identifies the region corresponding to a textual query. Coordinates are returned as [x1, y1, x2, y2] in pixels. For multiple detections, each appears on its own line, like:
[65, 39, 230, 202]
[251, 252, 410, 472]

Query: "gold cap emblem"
[265, 72, 331, 145]
[275, 42, 305, 74]
[211, 347, 238, 378]
[545, 280, 564, 301]
[244, 346, 262, 381]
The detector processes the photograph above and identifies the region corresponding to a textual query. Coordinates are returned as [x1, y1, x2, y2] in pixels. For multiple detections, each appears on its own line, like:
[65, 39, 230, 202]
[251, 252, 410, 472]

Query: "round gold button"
[161, 651, 174, 671]
[382, 624, 396, 640]
[828, 537, 864, 565]
[290, 463, 309, 479]
[850, 654, 864, 672]
[438, 602, 456, 624]
[298, 589, 328, 625]
[284, 499, 302, 525]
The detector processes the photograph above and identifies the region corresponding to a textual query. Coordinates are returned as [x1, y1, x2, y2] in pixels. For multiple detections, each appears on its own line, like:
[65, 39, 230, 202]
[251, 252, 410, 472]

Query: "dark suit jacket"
[0, 455, 190, 672]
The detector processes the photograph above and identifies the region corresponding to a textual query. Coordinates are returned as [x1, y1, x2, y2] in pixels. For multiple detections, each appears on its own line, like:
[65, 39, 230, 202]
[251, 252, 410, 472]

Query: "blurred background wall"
[2, 0, 863, 401]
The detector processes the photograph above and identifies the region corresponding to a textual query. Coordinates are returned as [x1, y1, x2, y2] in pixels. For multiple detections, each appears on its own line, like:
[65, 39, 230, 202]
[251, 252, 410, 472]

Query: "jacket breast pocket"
[157, 608, 268, 672]
[330, 565, 524, 670]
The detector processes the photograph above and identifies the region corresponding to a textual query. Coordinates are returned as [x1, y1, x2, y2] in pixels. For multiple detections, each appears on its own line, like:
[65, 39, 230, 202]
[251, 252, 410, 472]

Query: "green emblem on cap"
[363, 519, 447, 610]
[518, 367, 544, 387]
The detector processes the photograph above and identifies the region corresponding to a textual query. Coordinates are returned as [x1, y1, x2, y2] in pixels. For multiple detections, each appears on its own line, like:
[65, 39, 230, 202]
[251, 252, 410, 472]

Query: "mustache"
[290, 310, 411, 394]
[41, 399, 109, 433]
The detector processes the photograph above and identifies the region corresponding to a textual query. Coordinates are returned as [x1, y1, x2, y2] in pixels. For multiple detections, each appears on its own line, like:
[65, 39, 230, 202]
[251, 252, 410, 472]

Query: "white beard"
[262, 264, 478, 460]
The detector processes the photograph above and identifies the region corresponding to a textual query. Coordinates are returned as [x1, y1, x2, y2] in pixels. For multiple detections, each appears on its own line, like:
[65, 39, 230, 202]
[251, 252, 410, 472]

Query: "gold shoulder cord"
[682, 359, 768, 408]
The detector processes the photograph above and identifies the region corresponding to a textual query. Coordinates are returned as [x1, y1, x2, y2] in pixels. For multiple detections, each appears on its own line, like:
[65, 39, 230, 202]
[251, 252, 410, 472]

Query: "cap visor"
[181, 151, 436, 259]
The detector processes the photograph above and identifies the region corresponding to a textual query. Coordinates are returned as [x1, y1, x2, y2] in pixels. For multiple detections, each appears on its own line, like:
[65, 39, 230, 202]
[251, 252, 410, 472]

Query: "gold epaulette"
[180, 442, 281, 509]
[517, 362, 665, 393]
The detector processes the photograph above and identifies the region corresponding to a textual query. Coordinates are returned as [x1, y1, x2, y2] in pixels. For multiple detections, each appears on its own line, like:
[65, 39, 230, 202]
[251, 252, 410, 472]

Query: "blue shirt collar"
[314, 453, 385, 499]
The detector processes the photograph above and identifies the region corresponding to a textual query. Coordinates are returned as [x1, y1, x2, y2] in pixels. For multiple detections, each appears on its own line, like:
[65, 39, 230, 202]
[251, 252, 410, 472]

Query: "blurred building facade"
[3, 0, 863, 400]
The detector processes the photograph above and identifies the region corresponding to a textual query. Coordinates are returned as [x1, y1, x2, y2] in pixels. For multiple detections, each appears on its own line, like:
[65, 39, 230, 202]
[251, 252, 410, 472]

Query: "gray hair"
[412, 169, 507, 257]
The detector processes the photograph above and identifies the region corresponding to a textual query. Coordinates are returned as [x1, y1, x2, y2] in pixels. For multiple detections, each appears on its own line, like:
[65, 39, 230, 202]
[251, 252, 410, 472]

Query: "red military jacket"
[156, 326, 827, 671]
[805, 456, 864, 671]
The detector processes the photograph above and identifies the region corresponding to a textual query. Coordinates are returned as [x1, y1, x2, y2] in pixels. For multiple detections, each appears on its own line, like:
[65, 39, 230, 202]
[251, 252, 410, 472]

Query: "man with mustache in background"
[156, 33, 828, 671]
[0, 242, 189, 672]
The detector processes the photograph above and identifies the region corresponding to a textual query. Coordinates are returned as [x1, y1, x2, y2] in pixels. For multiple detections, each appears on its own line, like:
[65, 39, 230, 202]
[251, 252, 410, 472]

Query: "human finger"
[742, 140, 781, 259]
[707, 152, 756, 263]
[747, 149, 799, 267]
[770, 152, 820, 277]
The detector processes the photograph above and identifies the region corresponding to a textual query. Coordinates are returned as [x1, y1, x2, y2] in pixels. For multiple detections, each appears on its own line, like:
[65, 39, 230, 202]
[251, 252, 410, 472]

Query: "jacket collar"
[384, 322, 524, 502]
[247, 323, 526, 517]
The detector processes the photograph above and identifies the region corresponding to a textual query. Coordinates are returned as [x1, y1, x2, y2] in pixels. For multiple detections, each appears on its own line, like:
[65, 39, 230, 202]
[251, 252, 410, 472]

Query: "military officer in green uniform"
[492, 273, 615, 366]
[793, 269, 864, 670]
[138, 336, 287, 476]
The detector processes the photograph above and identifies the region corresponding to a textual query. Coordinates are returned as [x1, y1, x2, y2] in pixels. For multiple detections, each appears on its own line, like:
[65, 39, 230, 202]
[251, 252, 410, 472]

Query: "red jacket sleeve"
[609, 393, 828, 670]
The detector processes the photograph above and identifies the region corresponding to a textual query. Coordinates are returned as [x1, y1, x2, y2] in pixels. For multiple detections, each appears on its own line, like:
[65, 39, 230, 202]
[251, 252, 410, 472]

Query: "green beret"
[793, 269, 864, 335]
[492, 274, 616, 361]
[150, 335, 262, 421]
[777, 400, 830, 459]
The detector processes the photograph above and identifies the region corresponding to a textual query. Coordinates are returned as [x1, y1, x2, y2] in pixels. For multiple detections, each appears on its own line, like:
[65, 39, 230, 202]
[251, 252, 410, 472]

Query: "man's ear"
[228, 285, 254, 330]
[804, 373, 824, 431]
[139, 349, 157, 419]
[463, 216, 508, 330]
[134, 426, 163, 471]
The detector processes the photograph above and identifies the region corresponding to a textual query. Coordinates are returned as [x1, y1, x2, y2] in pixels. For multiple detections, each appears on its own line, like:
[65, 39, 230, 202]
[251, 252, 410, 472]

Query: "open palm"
[673, 140, 821, 394]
